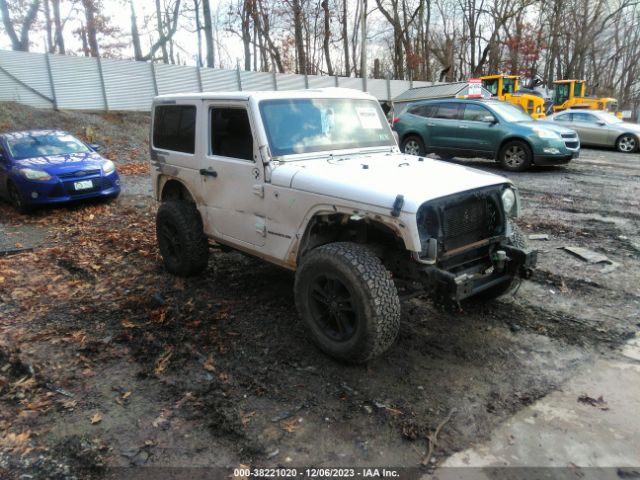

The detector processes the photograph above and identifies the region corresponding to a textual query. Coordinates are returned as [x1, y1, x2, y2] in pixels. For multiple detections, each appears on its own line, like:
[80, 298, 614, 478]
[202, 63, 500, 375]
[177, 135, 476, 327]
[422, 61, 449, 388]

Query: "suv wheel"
[156, 201, 209, 277]
[294, 242, 400, 363]
[401, 136, 425, 156]
[473, 223, 527, 301]
[499, 140, 532, 172]
[616, 134, 637, 153]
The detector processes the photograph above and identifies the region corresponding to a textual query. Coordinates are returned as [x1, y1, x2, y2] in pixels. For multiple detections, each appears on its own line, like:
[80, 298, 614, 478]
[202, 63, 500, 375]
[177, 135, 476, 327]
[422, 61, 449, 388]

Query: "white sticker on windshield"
[356, 107, 383, 129]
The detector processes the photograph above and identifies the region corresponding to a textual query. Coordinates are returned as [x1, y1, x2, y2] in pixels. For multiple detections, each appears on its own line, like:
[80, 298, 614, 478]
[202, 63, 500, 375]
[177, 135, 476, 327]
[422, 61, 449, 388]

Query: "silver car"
[547, 110, 640, 153]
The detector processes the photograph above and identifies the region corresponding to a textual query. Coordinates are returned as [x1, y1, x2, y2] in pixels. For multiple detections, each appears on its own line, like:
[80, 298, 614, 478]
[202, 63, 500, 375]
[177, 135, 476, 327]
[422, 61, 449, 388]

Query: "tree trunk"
[82, 0, 100, 57]
[321, 0, 334, 75]
[342, 0, 350, 75]
[43, 0, 54, 53]
[130, 0, 143, 61]
[202, 0, 215, 67]
[292, 0, 306, 74]
[51, 0, 65, 54]
[155, 0, 169, 62]
[0, 0, 40, 51]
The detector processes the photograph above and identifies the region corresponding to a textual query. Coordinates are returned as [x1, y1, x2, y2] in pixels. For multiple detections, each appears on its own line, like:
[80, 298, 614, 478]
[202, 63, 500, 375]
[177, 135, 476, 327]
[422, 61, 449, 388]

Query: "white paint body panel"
[150, 89, 514, 270]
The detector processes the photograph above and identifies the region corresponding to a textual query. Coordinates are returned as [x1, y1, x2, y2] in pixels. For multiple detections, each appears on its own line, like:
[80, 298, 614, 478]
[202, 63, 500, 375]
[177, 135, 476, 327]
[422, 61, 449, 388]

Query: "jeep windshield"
[259, 98, 396, 156]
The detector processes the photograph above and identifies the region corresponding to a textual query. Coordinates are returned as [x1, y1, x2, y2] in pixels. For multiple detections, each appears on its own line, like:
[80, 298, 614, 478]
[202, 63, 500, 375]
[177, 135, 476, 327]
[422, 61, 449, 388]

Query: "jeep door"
[199, 103, 266, 247]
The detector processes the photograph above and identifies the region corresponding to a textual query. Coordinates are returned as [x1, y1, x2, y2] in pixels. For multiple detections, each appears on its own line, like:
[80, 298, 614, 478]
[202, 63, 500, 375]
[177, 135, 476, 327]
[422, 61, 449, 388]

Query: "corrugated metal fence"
[0, 49, 432, 112]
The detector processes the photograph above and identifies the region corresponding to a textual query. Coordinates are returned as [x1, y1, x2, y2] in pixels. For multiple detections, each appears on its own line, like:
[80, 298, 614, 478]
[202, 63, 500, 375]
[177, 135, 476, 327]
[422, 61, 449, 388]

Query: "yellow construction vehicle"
[480, 74, 546, 119]
[551, 79, 621, 117]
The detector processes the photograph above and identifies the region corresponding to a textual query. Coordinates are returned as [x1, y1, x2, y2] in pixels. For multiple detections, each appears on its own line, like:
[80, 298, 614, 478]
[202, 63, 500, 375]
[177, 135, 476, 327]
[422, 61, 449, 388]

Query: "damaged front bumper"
[419, 244, 537, 302]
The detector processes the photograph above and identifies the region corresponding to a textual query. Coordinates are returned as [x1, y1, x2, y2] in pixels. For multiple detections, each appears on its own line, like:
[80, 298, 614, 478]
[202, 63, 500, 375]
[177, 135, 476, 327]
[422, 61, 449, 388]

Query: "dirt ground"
[1, 106, 639, 479]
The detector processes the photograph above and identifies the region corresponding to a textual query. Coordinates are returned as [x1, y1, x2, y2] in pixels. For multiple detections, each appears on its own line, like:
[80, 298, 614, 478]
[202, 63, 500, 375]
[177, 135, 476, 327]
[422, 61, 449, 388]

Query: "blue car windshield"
[259, 98, 395, 156]
[6, 132, 91, 160]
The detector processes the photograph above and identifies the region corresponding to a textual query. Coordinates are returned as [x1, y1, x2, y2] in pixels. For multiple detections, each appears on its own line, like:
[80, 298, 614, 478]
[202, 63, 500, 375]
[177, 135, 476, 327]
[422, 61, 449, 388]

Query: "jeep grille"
[418, 187, 505, 256]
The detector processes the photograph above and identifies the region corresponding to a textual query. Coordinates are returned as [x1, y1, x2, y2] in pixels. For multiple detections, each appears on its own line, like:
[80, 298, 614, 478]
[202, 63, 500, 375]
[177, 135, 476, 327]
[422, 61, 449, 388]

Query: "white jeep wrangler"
[150, 88, 536, 362]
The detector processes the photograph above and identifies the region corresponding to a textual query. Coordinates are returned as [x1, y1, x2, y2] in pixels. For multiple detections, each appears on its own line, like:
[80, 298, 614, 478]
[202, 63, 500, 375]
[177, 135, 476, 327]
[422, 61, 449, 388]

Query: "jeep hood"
[270, 153, 509, 213]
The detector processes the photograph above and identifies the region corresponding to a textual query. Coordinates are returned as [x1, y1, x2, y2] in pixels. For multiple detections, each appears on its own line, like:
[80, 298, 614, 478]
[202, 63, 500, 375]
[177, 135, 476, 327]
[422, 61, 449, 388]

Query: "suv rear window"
[153, 105, 196, 154]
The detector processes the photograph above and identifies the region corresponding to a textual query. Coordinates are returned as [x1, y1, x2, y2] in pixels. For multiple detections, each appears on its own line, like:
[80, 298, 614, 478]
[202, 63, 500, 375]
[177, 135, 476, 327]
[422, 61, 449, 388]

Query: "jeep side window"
[153, 105, 196, 154]
[210, 108, 253, 161]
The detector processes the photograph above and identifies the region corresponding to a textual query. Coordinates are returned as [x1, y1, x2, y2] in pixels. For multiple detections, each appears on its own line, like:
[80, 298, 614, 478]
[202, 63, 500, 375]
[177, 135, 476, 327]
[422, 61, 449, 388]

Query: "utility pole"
[360, 0, 367, 87]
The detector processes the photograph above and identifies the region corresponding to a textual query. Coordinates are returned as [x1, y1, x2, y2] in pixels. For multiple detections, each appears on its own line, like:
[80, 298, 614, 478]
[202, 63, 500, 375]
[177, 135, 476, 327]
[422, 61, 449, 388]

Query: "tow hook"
[492, 250, 508, 271]
[520, 267, 534, 279]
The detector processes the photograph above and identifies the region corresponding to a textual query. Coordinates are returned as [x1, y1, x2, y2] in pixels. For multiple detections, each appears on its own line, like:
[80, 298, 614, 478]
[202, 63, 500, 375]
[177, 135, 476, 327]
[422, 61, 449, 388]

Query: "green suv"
[393, 99, 580, 171]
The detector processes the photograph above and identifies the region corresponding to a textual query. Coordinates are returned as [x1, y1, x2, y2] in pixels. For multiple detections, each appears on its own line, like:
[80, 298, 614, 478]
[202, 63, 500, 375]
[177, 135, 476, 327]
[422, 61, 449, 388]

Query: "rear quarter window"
[153, 105, 196, 154]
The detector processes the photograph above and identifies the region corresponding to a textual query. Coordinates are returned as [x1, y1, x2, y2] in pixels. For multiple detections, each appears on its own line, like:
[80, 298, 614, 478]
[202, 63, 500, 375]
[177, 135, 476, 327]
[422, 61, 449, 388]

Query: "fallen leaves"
[203, 354, 216, 372]
[117, 162, 150, 176]
[281, 418, 300, 433]
[90, 412, 103, 424]
[154, 349, 173, 376]
[0, 430, 32, 455]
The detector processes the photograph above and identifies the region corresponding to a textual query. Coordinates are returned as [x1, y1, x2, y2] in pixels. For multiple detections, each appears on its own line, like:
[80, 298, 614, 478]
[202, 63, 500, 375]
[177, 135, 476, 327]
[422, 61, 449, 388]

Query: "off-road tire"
[401, 135, 426, 156]
[616, 134, 638, 153]
[156, 201, 209, 277]
[294, 242, 400, 363]
[473, 223, 527, 301]
[499, 140, 532, 172]
[7, 181, 31, 214]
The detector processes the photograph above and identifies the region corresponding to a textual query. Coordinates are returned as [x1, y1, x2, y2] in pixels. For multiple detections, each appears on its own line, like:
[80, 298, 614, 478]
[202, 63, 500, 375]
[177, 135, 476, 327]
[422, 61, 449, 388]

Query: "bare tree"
[0, 0, 40, 51]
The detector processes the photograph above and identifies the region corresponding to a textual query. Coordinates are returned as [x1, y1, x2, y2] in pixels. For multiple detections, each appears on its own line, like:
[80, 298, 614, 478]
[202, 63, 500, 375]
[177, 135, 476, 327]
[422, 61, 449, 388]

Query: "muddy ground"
[1, 141, 639, 479]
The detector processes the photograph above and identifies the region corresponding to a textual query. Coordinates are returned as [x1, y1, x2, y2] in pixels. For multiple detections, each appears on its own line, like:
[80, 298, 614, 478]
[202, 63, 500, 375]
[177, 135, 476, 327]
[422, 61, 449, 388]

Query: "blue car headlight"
[19, 168, 52, 181]
[102, 160, 116, 175]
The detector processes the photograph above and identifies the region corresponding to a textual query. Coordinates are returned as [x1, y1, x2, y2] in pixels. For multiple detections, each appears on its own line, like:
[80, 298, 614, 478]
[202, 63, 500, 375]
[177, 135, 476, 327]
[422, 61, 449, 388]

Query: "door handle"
[427, 123, 435, 127]
[199, 168, 218, 177]
[459, 125, 469, 129]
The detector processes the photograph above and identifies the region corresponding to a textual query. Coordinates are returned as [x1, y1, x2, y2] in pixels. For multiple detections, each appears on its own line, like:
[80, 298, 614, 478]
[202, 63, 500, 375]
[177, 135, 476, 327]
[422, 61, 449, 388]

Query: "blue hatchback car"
[0, 130, 120, 212]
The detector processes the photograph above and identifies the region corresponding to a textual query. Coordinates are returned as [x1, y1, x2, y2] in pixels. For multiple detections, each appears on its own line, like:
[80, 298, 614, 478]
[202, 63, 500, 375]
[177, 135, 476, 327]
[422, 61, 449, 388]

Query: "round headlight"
[501, 188, 516, 215]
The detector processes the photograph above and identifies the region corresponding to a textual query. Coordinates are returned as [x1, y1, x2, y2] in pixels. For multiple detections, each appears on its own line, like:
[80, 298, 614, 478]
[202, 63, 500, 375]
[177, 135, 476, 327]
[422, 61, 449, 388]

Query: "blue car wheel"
[8, 180, 31, 213]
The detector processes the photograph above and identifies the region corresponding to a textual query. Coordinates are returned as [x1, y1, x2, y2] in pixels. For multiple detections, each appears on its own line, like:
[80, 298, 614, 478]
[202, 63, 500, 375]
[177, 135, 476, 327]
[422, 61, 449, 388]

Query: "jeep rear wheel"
[294, 242, 400, 363]
[156, 201, 209, 277]
[499, 140, 532, 172]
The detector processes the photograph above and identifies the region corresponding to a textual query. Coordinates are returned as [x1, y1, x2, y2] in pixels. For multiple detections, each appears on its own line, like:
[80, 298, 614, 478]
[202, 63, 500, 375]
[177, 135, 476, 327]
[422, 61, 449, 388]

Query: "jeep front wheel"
[294, 242, 400, 363]
[156, 201, 209, 277]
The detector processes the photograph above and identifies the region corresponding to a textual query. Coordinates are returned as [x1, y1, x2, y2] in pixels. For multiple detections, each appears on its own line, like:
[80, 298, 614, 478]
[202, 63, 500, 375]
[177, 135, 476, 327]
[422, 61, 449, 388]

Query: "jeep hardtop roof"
[153, 87, 376, 104]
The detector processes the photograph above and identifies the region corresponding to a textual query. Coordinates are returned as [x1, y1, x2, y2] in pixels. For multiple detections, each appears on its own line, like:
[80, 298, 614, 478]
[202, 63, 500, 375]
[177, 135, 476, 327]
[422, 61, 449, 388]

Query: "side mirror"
[597, 120, 606, 126]
[482, 115, 497, 124]
[89, 143, 103, 152]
